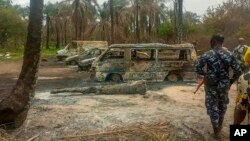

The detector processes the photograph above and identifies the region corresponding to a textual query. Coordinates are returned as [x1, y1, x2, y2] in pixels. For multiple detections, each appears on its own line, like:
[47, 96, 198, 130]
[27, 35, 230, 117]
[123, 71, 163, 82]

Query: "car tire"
[166, 73, 182, 82]
[69, 60, 77, 65]
[107, 73, 123, 82]
[79, 64, 91, 71]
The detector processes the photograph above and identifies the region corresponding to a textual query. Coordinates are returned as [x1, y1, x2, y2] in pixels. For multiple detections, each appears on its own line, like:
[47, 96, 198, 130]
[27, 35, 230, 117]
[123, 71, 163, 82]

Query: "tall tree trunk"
[0, 0, 43, 129]
[79, 21, 83, 40]
[115, 12, 119, 26]
[74, 21, 78, 40]
[46, 14, 50, 49]
[64, 20, 67, 45]
[174, 0, 178, 43]
[56, 22, 60, 49]
[177, 0, 183, 43]
[81, 19, 85, 40]
[74, 0, 80, 40]
[102, 25, 105, 41]
[135, 0, 140, 43]
[148, 16, 152, 37]
[110, 0, 114, 44]
[60, 20, 64, 46]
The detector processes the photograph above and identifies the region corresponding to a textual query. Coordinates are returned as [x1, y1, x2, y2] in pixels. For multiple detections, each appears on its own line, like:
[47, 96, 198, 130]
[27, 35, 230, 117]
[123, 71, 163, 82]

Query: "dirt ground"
[0, 59, 248, 141]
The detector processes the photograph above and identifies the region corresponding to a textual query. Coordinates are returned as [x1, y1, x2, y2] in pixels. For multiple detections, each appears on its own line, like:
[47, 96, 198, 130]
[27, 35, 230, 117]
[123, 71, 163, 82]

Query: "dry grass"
[60, 121, 178, 141]
[0, 129, 11, 141]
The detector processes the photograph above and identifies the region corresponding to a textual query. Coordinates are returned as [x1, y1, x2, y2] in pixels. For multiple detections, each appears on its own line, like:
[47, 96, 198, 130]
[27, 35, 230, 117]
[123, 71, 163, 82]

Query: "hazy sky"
[12, 0, 228, 16]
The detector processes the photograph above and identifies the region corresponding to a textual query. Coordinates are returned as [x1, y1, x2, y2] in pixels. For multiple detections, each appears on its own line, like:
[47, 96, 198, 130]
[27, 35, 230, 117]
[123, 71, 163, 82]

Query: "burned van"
[90, 43, 198, 82]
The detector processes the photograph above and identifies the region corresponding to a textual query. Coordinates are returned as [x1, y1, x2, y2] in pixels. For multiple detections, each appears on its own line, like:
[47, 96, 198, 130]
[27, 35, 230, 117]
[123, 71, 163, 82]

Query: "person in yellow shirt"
[234, 40, 250, 125]
[234, 73, 250, 124]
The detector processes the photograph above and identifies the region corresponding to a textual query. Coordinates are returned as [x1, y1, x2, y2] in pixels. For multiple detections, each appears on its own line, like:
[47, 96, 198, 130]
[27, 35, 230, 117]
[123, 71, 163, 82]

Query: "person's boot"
[218, 118, 223, 133]
[213, 125, 222, 139]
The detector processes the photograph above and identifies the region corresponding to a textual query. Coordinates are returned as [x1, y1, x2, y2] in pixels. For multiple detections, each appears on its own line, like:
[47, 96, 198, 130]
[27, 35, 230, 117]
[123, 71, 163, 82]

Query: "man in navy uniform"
[194, 34, 242, 138]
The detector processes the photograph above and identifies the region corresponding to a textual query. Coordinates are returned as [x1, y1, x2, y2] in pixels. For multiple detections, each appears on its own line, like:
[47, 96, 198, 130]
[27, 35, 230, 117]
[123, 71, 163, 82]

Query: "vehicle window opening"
[158, 49, 180, 61]
[150, 50, 154, 60]
[101, 48, 124, 60]
[131, 49, 153, 61]
[179, 50, 188, 60]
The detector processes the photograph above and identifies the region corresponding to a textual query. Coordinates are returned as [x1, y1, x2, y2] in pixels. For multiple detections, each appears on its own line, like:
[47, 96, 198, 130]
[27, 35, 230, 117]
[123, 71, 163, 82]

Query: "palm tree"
[117, 0, 168, 43]
[0, 0, 44, 128]
[57, 3, 72, 45]
[86, 1, 111, 42]
[137, 0, 168, 42]
[69, 0, 95, 40]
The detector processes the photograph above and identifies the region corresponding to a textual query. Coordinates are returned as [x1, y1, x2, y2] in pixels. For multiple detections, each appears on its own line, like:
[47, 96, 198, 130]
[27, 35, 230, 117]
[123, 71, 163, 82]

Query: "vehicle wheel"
[166, 73, 179, 82]
[85, 65, 91, 71]
[109, 74, 122, 82]
[69, 60, 77, 65]
[80, 65, 91, 71]
[79, 65, 91, 71]
[57, 56, 63, 61]
[57, 56, 67, 61]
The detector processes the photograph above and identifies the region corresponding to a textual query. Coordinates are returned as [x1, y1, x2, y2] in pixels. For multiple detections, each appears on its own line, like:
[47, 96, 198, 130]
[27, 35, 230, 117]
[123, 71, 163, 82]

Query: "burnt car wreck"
[90, 43, 198, 82]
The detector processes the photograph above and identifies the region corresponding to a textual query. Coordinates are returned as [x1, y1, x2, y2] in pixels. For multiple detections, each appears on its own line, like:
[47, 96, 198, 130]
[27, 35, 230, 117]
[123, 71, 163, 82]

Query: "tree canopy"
[0, 5, 27, 47]
[0, 0, 250, 53]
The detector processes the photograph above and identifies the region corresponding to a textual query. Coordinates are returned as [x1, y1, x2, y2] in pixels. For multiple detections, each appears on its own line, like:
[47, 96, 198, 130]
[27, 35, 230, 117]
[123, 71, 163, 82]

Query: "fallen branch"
[51, 80, 147, 95]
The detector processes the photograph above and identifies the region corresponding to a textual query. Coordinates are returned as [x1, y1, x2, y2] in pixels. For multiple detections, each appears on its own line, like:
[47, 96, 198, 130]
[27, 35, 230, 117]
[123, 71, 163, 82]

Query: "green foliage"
[44, 2, 58, 16]
[202, 0, 250, 49]
[14, 5, 29, 19]
[41, 46, 60, 58]
[0, 0, 11, 7]
[0, 6, 27, 48]
[156, 21, 174, 38]
[0, 45, 24, 61]
[182, 11, 200, 39]
[0, 46, 60, 61]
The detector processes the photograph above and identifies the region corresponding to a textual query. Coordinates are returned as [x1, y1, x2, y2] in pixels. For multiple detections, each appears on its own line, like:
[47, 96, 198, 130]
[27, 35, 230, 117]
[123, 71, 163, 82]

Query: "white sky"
[12, 0, 228, 16]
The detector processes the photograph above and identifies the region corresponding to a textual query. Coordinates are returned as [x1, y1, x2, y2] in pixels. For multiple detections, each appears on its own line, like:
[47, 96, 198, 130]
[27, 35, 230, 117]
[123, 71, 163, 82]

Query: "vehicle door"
[79, 49, 97, 61]
[126, 49, 158, 81]
[97, 48, 125, 74]
[157, 49, 188, 81]
[180, 49, 197, 81]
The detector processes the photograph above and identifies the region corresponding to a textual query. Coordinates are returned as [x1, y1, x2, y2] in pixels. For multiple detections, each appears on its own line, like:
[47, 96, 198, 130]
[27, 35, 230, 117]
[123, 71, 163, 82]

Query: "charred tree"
[0, 0, 44, 129]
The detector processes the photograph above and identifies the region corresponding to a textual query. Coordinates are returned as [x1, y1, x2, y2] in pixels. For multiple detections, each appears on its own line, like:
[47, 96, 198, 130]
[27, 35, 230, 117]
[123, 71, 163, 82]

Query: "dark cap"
[211, 34, 224, 43]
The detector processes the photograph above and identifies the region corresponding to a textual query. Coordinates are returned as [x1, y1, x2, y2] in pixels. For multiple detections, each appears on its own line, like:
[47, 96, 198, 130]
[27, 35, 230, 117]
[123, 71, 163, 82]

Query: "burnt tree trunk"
[0, 0, 43, 129]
